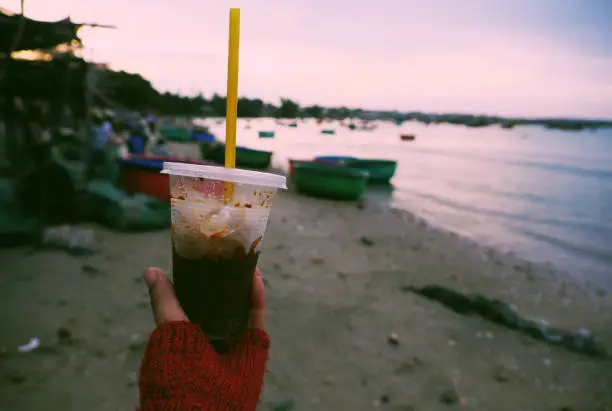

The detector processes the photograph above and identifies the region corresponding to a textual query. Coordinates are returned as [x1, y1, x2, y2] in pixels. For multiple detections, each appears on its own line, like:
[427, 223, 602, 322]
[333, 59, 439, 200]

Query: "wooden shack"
[0, 7, 92, 173]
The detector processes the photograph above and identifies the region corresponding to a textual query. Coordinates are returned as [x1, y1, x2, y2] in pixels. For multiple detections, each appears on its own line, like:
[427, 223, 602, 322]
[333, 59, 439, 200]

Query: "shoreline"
[194, 118, 612, 290]
[264, 191, 612, 409]
[1, 170, 611, 409]
[381, 201, 604, 297]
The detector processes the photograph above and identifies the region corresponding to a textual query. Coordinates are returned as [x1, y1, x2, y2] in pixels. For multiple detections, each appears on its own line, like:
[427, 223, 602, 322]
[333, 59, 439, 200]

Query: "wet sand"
[1, 188, 611, 410]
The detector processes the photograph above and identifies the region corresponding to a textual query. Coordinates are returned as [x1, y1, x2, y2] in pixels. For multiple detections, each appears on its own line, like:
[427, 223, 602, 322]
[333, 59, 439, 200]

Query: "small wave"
[427, 178, 552, 206]
[502, 158, 612, 181]
[410, 191, 612, 238]
[521, 228, 612, 265]
[411, 147, 612, 182]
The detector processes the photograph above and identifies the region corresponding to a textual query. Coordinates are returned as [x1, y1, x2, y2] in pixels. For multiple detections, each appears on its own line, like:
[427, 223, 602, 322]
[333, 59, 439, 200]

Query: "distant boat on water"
[400, 134, 416, 141]
[258, 131, 275, 138]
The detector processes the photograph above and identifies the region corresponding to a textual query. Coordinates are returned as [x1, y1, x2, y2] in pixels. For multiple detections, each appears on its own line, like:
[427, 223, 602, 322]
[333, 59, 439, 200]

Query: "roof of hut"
[0, 8, 82, 53]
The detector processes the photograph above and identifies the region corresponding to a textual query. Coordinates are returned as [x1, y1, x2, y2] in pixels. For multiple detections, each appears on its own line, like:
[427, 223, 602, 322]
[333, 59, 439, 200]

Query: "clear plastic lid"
[162, 162, 287, 189]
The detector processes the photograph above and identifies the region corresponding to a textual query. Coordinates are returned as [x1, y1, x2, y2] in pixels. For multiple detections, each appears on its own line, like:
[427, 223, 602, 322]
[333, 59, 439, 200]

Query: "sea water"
[206, 118, 612, 288]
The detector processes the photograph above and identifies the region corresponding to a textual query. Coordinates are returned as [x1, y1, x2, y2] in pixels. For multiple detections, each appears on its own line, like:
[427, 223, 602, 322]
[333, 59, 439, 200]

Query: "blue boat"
[192, 131, 216, 143]
[127, 135, 146, 155]
[314, 155, 358, 164]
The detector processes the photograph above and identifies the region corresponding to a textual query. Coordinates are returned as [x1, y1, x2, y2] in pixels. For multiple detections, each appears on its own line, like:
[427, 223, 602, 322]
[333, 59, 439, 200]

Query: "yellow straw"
[224, 8, 240, 202]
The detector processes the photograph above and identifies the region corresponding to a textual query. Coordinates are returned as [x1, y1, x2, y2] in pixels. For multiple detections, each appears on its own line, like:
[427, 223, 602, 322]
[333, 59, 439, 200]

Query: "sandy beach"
[1, 182, 611, 410]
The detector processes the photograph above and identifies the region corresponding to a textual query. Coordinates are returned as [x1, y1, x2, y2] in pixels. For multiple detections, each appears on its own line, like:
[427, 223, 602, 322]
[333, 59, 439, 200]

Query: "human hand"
[142, 266, 265, 330]
[138, 267, 269, 411]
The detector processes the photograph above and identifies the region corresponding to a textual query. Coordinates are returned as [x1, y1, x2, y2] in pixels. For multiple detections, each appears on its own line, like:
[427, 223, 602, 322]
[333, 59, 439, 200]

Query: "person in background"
[143, 115, 160, 154]
[101, 113, 114, 137]
[91, 111, 111, 165]
[151, 138, 171, 157]
[126, 122, 148, 155]
[110, 119, 129, 143]
[138, 267, 269, 410]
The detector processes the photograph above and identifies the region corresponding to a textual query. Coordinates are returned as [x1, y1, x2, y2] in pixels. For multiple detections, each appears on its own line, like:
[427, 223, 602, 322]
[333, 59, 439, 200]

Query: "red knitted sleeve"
[139, 321, 270, 411]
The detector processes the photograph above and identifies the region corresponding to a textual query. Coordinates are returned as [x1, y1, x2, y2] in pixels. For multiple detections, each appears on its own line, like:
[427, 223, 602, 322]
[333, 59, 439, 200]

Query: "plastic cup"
[162, 162, 287, 339]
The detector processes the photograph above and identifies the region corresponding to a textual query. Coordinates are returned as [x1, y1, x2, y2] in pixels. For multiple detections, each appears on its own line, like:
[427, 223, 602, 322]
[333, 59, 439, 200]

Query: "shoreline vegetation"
[102, 69, 612, 132]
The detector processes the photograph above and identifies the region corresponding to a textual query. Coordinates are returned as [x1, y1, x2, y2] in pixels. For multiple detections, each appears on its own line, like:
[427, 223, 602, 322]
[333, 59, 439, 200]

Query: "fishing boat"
[292, 162, 368, 201]
[321, 129, 336, 135]
[159, 125, 192, 142]
[400, 134, 416, 141]
[198, 141, 219, 160]
[314, 155, 358, 165]
[192, 126, 216, 143]
[258, 131, 275, 138]
[203, 143, 273, 170]
[288, 159, 316, 177]
[118, 156, 219, 202]
[345, 159, 397, 184]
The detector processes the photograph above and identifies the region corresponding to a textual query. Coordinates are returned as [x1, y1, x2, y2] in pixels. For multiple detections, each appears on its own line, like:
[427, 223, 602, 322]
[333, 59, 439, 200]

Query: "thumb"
[249, 268, 266, 330]
[143, 267, 187, 327]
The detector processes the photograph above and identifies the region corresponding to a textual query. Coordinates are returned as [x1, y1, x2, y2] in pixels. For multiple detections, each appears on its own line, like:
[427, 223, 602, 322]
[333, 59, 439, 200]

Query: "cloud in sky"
[6, 0, 612, 117]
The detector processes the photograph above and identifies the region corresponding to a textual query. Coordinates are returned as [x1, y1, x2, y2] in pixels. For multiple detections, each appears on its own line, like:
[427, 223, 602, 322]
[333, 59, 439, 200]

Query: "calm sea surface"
[205, 118, 612, 288]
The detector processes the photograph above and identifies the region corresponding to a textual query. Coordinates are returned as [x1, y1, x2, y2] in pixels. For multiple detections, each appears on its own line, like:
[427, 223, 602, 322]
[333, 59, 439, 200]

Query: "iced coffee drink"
[163, 162, 286, 339]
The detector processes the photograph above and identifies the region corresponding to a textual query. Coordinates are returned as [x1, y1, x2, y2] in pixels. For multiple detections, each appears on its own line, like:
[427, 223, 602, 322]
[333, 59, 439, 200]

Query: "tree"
[277, 98, 300, 118]
[303, 105, 323, 119]
[326, 106, 351, 120]
[237, 97, 263, 117]
[210, 93, 226, 116]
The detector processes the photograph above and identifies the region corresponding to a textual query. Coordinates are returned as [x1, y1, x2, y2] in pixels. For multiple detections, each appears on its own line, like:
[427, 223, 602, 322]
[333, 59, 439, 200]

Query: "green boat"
[203, 143, 272, 170]
[199, 142, 217, 161]
[346, 159, 397, 184]
[258, 131, 275, 138]
[292, 162, 368, 201]
[159, 125, 191, 142]
[321, 129, 336, 135]
[288, 122, 298, 128]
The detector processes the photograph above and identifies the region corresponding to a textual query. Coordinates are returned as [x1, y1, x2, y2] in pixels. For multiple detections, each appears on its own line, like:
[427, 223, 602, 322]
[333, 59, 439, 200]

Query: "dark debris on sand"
[403, 284, 608, 358]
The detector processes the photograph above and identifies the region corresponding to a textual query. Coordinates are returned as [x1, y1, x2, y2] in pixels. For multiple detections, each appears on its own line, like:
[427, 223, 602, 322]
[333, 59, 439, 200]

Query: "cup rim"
[162, 162, 287, 189]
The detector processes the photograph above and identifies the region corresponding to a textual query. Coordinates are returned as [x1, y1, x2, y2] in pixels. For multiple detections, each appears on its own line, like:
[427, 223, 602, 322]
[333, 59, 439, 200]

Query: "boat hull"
[293, 162, 368, 200]
[118, 156, 219, 202]
[346, 159, 397, 183]
[159, 126, 191, 142]
[258, 131, 275, 138]
[202, 143, 273, 170]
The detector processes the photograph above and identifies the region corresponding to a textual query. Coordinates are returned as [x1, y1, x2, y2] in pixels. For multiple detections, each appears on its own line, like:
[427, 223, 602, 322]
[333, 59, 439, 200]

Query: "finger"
[143, 267, 187, 327]
[249, 268, 266, 330]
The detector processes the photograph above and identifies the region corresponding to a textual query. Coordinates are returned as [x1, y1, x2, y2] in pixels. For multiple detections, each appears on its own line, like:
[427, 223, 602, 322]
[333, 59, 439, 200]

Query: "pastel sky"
[6, 0, 612, 118]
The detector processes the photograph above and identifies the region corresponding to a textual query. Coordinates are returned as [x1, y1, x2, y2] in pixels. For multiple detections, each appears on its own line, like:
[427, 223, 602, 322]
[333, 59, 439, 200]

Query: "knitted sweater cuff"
[145, 321, 209, 355]
[145, 322, 270, 353]
[239, 328, 271, 349]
